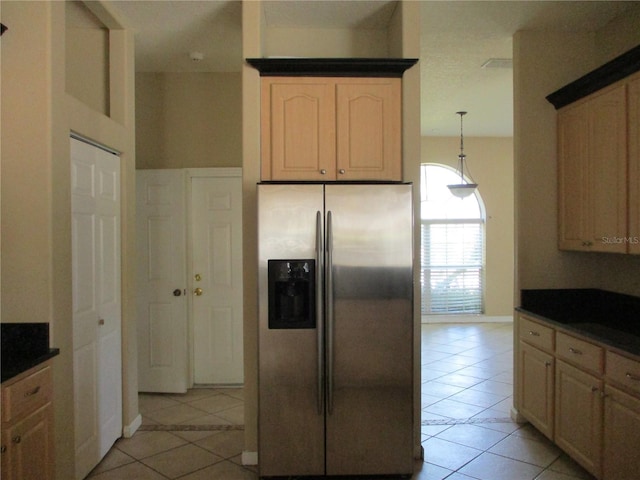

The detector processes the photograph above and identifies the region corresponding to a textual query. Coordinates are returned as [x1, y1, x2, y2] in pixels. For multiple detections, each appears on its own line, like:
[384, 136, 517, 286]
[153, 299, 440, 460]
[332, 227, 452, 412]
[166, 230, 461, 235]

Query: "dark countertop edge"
[245, 58, 419, 77]
[1, 348, 60, 384]
[516, 307, 640, 357]
[546, 43, 640, 109]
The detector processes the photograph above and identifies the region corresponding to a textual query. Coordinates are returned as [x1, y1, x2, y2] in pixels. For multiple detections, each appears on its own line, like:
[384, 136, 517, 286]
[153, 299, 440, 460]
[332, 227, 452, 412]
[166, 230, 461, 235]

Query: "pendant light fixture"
[447, 111, 478, 198]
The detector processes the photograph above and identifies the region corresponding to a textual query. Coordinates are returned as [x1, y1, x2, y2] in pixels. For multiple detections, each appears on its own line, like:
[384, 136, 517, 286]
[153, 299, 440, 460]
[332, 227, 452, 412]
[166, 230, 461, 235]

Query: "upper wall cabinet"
[260, 76, 401, 181]
[557, 82, 628, 253]
[248, 58, 417, 182]
[628, 75, 640, 255]
[548, 46, 640, 254]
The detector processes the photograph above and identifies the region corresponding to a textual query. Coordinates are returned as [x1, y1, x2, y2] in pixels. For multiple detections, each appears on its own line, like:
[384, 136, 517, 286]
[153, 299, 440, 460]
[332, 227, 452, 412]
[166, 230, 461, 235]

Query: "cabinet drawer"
[519, 316, 554, 351]
[556, 332, 603, 374]
[2, 366, 52, 423]
[606, 351, 640, 395]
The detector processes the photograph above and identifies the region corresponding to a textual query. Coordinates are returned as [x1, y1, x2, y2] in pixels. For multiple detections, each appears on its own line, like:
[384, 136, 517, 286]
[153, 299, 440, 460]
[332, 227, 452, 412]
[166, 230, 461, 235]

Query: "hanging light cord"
[457, 111, 467, 182]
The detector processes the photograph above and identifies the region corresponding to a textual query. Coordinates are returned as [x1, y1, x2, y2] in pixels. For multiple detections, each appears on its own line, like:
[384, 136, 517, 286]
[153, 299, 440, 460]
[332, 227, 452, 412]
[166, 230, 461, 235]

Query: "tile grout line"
[139, 424, 244, 431]
[422, 417, 512, 426]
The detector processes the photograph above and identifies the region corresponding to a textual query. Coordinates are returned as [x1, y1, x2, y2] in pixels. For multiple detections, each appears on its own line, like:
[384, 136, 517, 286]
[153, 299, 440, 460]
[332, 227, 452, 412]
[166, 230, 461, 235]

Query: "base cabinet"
[516, 313, 640, 480]
[603, 386, 640, 479]
[518, 341, 554, 439]
[554, 360, 603, 478]
[1, 363, 55, 480]
[1, 404, 54, 480]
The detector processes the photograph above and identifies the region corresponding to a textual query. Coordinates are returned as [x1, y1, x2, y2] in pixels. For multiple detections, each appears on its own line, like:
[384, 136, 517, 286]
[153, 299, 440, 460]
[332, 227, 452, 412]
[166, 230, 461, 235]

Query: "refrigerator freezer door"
[257, 184, 325, 476]
[325, 184, 414, 476]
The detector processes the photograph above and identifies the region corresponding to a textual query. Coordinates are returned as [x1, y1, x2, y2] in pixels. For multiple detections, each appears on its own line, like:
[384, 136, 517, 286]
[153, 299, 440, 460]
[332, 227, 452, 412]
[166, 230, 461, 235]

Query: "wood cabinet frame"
[260, 76, 402, 181]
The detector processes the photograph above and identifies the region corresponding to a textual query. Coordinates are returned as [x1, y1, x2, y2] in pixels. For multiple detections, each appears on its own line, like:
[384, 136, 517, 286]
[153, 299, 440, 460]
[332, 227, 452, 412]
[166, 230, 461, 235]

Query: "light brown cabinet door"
[558, 101, 590, 251]
[261, 78, 336, 181]
[587, 85, 627, 252]
[558, 83, 628, 253]
[603, 385, 640, 480]
[628, 75, 640, 254]
[336, 78, 401, 181]
[1, 403, 54, 480]
[518, 341, 554, 439]
[555, 360, 603, 478]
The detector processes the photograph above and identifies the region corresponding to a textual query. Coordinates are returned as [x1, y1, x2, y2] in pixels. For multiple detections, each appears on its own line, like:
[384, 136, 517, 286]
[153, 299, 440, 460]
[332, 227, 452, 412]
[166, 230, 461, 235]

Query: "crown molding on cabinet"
[546, 44, 640, 109]
[246, 58, 418, 77]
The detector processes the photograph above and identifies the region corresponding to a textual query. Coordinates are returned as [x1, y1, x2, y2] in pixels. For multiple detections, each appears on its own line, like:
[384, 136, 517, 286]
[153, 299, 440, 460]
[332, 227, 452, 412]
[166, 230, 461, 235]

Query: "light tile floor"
[87, 323, 596, 479]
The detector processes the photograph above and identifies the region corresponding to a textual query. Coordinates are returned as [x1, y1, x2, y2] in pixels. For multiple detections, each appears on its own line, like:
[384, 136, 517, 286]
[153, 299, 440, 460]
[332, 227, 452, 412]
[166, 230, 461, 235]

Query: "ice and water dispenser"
[268, 260, 315, 329]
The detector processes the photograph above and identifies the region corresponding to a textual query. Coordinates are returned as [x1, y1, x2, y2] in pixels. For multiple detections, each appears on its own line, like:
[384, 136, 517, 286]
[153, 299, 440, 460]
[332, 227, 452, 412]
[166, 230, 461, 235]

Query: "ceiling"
[110, 0, 638, 137]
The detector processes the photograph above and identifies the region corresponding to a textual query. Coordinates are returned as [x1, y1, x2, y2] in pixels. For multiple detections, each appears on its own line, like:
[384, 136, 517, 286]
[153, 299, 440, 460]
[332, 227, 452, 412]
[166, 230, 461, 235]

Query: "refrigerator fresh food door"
[257, 184, 325, 476]
[325, 183, 414, 476]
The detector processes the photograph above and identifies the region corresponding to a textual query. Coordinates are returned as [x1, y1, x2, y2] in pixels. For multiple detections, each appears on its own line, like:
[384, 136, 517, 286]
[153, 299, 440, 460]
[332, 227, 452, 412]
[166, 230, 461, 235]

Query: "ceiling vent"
[481, 58, 513, 69]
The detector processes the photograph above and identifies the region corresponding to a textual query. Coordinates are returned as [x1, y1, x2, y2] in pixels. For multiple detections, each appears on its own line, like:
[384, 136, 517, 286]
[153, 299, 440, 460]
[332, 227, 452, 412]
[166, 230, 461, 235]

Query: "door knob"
[173, 289, 182, 296]
[194, 288, 203, 296]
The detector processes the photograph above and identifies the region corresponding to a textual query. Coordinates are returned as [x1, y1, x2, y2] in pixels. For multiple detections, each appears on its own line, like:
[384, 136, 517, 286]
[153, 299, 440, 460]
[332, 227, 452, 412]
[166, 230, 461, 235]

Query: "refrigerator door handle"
[315, 210, 324, 415]
[326, 210, 334, 415]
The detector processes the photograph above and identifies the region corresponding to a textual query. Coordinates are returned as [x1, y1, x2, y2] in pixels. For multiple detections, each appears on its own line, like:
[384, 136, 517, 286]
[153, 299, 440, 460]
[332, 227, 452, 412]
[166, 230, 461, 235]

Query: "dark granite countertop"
[517, 289, 640, 356]
[1, 323, 59, 383]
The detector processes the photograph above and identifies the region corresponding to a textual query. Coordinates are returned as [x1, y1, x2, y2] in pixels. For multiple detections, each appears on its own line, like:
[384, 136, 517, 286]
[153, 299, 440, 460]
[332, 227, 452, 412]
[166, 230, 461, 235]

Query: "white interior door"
[136, 169, 188, 393]
[71, 137, 122, 480]
[191, 174, 244, 385]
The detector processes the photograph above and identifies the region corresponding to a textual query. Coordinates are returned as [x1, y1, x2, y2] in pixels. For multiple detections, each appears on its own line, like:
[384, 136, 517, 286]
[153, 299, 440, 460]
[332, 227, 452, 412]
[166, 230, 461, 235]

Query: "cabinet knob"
[545, 361, 551, 367]
[12, 436, 21, 444]
[591, 386, 599, 393]
[528, 331, 540, 337]
[320, 169, 327, 175]
[339, 169, 345, 174]
[0, 445, 6, 453]
[626, 372, 640, 381]
[194, 288, 203, 296]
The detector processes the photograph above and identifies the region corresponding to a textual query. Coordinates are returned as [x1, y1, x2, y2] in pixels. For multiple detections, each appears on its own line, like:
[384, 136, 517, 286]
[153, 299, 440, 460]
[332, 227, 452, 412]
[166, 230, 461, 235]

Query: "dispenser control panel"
[268, 260, 316, 329]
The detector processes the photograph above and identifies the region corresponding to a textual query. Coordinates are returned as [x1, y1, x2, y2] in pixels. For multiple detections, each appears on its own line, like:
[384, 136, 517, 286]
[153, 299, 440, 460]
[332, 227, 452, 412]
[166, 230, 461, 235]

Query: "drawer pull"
[24, 386, 41, 397]
[528, 331, 540, 337]
[569, 347, 583, 355]
[12, 436, 21, 444]
[626, 372, 640, 382]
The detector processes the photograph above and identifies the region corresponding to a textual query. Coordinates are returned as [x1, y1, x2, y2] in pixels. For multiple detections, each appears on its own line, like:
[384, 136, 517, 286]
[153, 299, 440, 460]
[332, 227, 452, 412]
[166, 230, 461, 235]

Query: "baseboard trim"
[422, 315, 513, 324]
[242, 451, 258, 466]
[123, 414, 142, 438]
[510, 406, 527, 424]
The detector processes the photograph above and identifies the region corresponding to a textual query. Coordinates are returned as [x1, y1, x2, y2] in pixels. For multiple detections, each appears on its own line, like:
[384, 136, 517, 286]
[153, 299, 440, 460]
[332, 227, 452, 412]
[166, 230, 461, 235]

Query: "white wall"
[514, 8, 640, 299]
[136, 72, 242, 169]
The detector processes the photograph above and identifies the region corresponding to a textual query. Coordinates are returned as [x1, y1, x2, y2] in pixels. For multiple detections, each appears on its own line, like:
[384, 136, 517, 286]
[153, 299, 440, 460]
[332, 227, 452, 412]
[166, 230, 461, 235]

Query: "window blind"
[421, 220, 484, 315]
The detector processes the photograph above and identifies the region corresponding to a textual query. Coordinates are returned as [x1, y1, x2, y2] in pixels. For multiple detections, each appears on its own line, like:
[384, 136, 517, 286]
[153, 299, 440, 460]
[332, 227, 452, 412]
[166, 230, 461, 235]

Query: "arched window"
[420, 164, 485, 315]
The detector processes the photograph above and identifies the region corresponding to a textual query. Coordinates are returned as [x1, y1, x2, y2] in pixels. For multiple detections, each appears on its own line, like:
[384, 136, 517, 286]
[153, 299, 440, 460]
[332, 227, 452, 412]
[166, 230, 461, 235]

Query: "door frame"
[185, 167, 243, 387]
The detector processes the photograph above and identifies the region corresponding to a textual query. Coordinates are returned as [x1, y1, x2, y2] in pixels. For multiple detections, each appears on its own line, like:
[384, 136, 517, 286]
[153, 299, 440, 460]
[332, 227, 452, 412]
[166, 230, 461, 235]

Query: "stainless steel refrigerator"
[257, 183, 414, 477]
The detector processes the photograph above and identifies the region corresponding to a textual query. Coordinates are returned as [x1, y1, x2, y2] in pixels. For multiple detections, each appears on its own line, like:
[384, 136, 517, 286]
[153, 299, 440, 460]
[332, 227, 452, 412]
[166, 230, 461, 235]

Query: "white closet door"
[191, 175, 244, 385]
[71, 137, 122, 480]
[136, 169, 188, 393]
